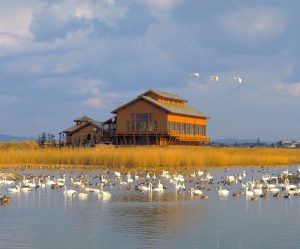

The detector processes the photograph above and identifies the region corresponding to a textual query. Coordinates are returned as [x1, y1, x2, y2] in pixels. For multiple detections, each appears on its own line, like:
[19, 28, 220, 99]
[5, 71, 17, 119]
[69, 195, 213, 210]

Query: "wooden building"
[62, 89, 210, 146]
[111, 89, 209, 145]
[63, 116, 104, 147]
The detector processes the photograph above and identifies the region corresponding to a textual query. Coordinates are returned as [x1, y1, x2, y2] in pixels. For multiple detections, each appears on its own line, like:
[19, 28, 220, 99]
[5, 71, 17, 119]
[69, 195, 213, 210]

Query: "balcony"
[168, 131, 209, 142]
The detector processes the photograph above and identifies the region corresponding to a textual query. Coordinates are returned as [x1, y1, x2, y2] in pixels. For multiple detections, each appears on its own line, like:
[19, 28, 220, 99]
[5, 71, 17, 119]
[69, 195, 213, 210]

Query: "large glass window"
[130, 113, 158, 132]
[136, 113, 148, 132]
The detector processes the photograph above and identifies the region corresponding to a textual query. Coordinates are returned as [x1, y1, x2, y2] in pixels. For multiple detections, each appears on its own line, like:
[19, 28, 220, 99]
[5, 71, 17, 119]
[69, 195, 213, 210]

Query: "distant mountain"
[0, 134, 36, 142]
[213, 138, 270, 145]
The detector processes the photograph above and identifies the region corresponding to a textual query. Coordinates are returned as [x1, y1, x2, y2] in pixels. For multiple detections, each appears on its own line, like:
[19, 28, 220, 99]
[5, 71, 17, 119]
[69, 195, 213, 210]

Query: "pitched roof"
[112, 95, 208, 118]
[141, 89, 187, 102]
[73, 115, 94, 122]
[63, 120, 103, 134]
[141, 96, 209, 118]
[63, 123, 86, 133]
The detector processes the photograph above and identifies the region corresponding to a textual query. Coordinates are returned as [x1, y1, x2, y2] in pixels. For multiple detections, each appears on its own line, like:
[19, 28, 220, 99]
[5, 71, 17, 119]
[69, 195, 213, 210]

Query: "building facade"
[63, 116, 104, 147]
[111, 89, 209, 145]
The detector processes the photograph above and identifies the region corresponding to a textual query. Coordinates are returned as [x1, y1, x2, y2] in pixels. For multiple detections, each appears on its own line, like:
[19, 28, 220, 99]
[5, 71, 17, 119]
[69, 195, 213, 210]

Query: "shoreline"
[0, 163, 298, 173]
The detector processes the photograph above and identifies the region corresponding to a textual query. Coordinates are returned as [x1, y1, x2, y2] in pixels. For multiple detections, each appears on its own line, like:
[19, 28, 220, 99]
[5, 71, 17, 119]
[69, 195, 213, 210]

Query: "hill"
[0, 134, 36, 142]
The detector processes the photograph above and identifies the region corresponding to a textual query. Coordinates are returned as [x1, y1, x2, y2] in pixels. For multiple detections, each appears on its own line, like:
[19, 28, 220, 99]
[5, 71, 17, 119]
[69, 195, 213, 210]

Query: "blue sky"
[0, 0, 299, 141]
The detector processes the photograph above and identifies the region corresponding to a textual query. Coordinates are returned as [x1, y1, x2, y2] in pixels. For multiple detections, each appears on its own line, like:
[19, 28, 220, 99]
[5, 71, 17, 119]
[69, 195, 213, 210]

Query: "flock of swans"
[1, 167, 300, 205]
[191, 72, 243, 83]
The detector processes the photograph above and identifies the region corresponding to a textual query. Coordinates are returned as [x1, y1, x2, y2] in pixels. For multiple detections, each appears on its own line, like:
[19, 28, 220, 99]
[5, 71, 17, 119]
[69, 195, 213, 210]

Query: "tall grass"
[0, 141, 38, 150]
[0, 141, 300, 171]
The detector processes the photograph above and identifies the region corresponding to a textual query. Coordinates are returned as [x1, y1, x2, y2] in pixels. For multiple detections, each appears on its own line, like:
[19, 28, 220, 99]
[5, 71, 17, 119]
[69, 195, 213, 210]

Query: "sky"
[0, 0, 299, 141]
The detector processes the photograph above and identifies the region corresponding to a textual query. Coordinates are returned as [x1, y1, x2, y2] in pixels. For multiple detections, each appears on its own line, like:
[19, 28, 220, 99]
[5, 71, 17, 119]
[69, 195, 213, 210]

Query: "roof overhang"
[63, 121, 103, 135]
[111, 95, 209, 119]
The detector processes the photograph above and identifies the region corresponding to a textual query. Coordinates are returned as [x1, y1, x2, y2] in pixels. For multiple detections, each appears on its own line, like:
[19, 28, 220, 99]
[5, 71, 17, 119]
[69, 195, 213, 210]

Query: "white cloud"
[71, 0, 127, 26]
[147, 0, 180, 10]
[221, 6, 285, 41]
[276, 83, 300, 96]
[0, 2, 36, 37]
[71, 79, 104, 96]
[83, 97, 103, 108]
[0, 33, 21, 48]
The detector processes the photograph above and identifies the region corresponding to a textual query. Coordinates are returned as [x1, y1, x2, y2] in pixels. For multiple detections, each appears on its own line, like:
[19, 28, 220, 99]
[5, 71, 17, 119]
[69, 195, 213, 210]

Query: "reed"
[0, 141, 299, 171]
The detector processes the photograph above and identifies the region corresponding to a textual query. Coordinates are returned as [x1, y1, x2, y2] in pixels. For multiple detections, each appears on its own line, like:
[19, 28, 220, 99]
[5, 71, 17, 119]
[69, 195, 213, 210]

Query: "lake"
[1, 166, 300, 249]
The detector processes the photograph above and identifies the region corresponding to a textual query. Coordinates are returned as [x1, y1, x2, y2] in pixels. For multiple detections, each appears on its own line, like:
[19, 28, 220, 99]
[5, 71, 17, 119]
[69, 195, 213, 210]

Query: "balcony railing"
[169, 131, 210, 142]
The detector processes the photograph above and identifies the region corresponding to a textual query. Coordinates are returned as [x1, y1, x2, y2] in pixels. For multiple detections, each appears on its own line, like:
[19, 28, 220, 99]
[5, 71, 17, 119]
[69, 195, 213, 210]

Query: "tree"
[38, 132, 47, 148]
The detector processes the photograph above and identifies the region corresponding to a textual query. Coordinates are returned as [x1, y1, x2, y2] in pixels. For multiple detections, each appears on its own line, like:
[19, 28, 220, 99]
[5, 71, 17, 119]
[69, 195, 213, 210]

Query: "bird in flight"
[233, 76, 242, 83]
[191, 72, 200, 78]
[210, 75, 219, 82]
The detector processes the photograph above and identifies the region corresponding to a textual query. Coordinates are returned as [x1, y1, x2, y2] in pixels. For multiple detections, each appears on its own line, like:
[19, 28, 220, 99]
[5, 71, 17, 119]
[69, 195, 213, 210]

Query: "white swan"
[218, 186, 229, 197]
[7, 185, 21, 193]
[127, 173, 134, 183]
[56, 174, 66, 183]
[3, 176, 15, 186]
[153, 180, 164, 192]
[190, 188, 203, 196]
[98, 190, 111, 198]
[191, 72, 200, 78]
[210, 75, 219, 82]
[70, 177, 82, 187]
[64, 186, 77, 197]
[46, 176, 55, 185]
[26, 179, 36, 188]
[78, 192, 88, 199]
[269, 186, 280, 194]
[253, 187, 263, 196]
[245, 187, 254, 197]
[21, 186, 33, 192]
[114, 171, 121, 178]
[233, 76, 243, 83]
[38, 179, 46, 188]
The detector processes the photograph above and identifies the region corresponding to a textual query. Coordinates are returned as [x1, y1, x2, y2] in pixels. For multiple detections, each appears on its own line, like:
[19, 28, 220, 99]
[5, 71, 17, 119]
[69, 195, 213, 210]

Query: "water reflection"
[109, 199, 206, 248]
[2, 167, 300, 249]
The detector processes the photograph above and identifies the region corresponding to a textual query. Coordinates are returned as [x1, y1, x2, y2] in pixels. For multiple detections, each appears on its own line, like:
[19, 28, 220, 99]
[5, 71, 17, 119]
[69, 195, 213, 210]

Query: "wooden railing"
[169, 131, 210, 142]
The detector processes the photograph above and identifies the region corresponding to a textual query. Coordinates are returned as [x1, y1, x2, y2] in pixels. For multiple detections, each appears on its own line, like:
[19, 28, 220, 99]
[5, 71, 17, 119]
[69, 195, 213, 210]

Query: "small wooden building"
[63, 116, 104, 147]
[111, 89, 209, 145]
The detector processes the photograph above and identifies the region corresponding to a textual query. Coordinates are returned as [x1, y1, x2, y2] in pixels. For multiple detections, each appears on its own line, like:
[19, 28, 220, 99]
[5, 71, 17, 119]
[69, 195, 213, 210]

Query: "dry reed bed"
[0, 141, 300, 171]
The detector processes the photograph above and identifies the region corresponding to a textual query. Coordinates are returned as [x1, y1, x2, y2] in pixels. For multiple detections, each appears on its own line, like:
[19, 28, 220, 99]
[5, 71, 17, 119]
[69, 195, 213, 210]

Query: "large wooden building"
[111, 89, 209, 145]
[63, 89, 209, 146]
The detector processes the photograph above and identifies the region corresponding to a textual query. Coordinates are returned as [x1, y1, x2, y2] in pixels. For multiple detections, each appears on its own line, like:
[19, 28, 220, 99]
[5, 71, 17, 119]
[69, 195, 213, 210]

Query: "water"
[1, 166, 300, 249]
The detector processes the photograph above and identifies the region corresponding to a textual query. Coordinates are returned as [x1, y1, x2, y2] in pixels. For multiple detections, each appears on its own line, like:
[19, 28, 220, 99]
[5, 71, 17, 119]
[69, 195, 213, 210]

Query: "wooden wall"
[68, 124, 102, 146]
[115, 99, 168, 134]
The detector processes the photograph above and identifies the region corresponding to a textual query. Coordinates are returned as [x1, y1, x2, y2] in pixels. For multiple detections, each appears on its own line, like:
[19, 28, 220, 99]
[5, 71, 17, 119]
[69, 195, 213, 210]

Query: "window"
[149, 114, 153, 131]
[131, 114, 135, 131]
[153, 121, 158, 131]
[127, 121, 130, 132]
[136, 113, 148, 131]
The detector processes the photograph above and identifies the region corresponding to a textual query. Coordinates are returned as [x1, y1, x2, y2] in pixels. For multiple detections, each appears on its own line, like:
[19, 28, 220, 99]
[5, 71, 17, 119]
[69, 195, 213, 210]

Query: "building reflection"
[108, 193, 207, 240]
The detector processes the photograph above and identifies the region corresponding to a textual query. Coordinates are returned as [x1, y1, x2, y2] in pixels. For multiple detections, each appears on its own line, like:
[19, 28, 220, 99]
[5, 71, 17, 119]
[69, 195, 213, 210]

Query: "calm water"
[1, 167, 300, 249]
